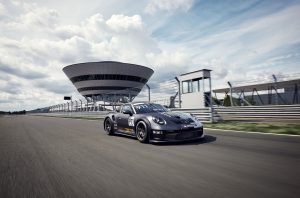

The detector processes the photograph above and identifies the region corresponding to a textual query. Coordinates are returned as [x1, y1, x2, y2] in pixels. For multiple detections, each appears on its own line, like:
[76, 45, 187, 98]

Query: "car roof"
[124, 101, 154, 106]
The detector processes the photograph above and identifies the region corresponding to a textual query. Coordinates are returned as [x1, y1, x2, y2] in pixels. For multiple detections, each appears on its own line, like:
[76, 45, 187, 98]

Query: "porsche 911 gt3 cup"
[103, 102, 205, 143]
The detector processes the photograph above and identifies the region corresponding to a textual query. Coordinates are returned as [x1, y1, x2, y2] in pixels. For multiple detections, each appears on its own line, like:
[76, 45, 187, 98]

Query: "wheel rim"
[105, 120, 111, 132]
[137, 123, 146, 140]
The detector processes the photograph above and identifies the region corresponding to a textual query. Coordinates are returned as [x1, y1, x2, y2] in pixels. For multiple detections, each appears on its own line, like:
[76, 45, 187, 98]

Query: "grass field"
[204, 121, 300, 135]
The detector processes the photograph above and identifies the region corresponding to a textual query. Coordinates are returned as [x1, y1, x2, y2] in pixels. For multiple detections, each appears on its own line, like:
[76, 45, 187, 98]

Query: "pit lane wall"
[31, 104, 300, 123]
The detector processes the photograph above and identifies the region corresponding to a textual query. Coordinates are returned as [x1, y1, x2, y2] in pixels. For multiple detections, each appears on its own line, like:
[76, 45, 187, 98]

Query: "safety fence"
[31, 104, 300, 123]
[173, 104, 300, 123]
[214, 104, 300, 122]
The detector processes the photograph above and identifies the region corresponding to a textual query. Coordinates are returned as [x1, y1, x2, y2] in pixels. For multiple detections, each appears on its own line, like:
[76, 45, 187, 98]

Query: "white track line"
[36, 115, 300, 137]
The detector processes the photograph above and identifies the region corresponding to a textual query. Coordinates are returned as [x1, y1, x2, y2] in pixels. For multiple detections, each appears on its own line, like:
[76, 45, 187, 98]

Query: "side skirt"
[114, 130, 137, 138]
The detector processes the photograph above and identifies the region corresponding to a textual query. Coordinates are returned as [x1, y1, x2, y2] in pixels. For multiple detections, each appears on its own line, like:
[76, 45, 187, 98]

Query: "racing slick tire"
[136, 121, 149, 143]
[104, 118, 114, 135]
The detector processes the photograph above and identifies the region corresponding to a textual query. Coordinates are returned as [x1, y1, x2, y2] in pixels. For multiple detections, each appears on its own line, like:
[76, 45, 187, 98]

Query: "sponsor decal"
[120, 128, 134, 134]
[128, 116, 134, 126]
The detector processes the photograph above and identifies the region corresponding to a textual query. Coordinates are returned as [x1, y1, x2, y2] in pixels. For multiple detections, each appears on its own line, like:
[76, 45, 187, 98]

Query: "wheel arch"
[103, 115, 115, 129]
[134, 118, 151, 131]
[103, 116, 110, 130]
[134, 118, 152, 142]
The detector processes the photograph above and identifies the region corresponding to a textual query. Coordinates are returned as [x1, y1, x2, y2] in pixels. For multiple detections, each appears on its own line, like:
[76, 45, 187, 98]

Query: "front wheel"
[136, 121, 149, 143]
[104, 118, 114, 135]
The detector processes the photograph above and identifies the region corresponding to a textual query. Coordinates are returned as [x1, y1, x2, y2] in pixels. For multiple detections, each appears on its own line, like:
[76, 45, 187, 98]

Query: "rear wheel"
[136, 121, 149, 143]
[104, 118, 114, 135]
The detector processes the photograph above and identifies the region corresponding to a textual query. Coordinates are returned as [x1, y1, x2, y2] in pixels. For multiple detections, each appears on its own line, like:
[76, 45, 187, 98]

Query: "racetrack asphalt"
[0, 115, 299, 198]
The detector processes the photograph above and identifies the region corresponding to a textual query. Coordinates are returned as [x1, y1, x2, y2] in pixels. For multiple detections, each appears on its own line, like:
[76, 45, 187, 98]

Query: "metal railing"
[173, 104, 300, 123]
[31, 104, 300, 123]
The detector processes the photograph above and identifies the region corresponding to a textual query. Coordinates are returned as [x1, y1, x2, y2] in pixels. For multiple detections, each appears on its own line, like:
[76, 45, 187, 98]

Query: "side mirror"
[116, 106, 120, 112]
[123, 109, 133, 116]
[163, 105, 171, 111]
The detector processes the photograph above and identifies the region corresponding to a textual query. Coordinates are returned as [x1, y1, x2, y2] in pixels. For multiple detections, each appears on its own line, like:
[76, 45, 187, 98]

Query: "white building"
[63, 61, 154, 102]
[177, 69, 212, 108]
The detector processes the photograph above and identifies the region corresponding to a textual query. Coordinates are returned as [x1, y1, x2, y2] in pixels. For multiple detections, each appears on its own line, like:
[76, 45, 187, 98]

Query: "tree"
[223, 92, 231, 106]
[212, 97, 221, 106]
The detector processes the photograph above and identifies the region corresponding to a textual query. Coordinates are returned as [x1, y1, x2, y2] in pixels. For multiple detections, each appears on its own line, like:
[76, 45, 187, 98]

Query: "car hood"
[147, 111, 199, 125]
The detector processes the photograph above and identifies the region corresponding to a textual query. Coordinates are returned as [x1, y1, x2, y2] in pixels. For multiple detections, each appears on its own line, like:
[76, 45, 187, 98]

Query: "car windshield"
[134, 103, 167, 114]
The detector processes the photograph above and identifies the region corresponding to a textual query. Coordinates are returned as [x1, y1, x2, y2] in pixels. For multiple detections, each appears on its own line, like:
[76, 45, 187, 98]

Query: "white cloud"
[0, 1, 190, 111]
[145, 0, 194, 14]
[1, 1, 300, 110]
[106, 14, 143, 32]
[22, 6, 58, 28]
[166, 3, 300, 90]
[146, 50, 190, 69]
[0, 2, 5, 16]
[0, 2, 59, 40]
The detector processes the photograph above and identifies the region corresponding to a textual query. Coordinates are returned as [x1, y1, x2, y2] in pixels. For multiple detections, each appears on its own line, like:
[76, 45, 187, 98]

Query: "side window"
[182, 80, 192, 94]
[192, 79, 200, 92]
[122, 105, 133, 113]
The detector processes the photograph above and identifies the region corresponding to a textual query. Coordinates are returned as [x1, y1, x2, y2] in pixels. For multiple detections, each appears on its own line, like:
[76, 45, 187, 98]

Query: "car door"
[116, 104, 135, 135]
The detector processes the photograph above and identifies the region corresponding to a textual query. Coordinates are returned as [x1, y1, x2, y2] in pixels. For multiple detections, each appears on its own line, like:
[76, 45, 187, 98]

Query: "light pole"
[272, 74, 278, 105]
[228, 81, 234, 106]
[175, 77, 181, 108]
[146, 84, 151, 102]
[79, 99, 83, 111]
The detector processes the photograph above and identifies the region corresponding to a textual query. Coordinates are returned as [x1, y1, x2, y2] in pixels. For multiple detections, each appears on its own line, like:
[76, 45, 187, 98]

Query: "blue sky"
[0, 0, 300, 110]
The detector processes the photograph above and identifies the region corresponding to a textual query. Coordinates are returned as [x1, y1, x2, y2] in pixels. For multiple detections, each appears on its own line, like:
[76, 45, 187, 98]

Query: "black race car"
[103, 102, 205, 143]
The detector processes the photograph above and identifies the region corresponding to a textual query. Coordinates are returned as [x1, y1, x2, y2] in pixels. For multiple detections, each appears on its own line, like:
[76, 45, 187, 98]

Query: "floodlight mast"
[145, 84, 151, 102]
[174, 77, 181, 108]
[227, 81, 234, 106]
[272, 74, 278, 105]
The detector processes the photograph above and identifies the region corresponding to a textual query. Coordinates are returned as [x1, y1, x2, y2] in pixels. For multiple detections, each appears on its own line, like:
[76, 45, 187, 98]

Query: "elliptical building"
[63, 61, 154, 103]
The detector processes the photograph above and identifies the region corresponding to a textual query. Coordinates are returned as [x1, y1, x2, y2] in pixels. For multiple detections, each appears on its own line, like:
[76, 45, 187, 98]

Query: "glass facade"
[78, 86, 141, 92]
[71, 74, 148, 84]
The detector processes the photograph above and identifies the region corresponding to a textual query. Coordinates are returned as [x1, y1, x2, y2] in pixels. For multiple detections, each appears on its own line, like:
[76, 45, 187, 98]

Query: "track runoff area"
[0, 115, 299, 198]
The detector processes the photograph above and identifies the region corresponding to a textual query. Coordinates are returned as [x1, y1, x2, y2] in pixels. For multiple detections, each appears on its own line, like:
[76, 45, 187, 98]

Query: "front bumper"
[150, 127, 205, 143]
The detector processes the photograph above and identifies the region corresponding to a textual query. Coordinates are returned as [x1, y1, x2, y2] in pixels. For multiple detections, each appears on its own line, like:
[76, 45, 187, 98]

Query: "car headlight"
[152, 116, 166, 125]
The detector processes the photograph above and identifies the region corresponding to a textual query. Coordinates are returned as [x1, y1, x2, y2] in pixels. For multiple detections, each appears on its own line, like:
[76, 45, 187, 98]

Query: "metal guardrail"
[31, 111, 110, 119]
[172, 108, 212, 122]
[32, 105, 300, 123]
[173, 104, 300, 123]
